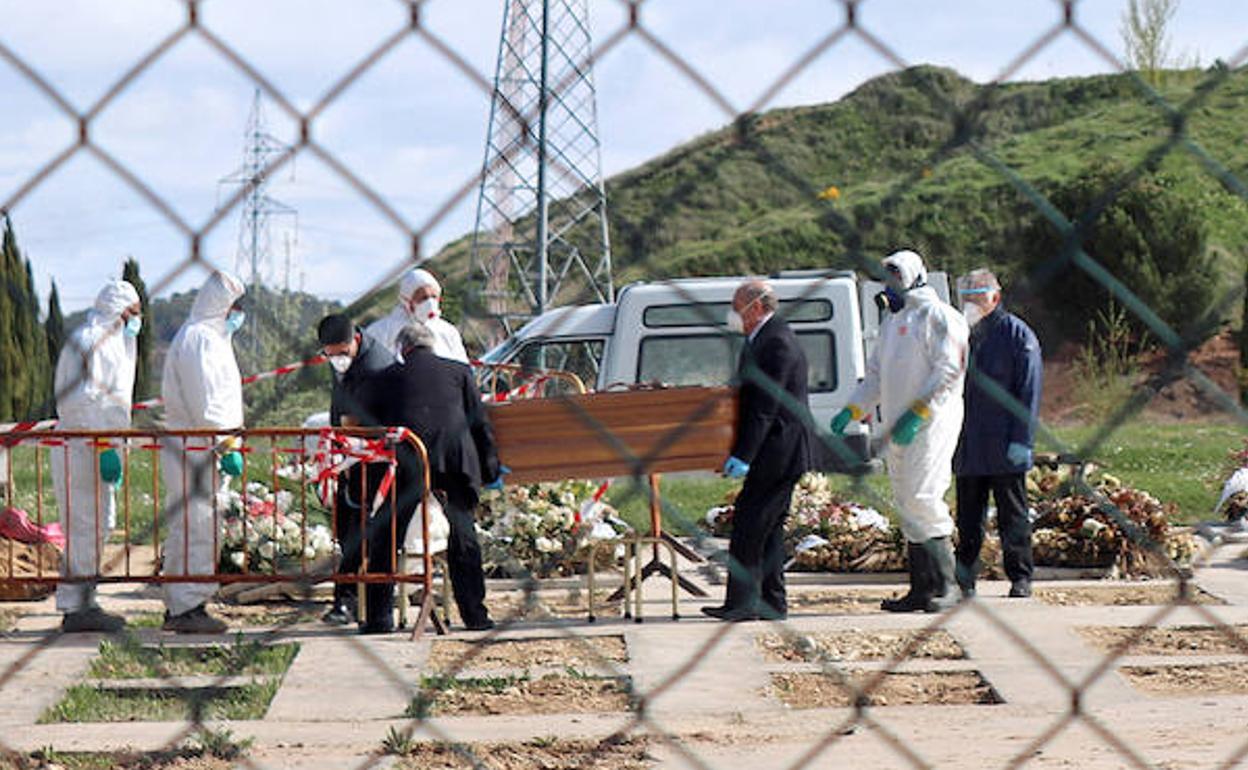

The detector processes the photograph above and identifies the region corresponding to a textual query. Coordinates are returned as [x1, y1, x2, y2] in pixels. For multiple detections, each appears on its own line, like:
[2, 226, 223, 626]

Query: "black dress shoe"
[701, 604, 759, 622]
[1009, 580, 1032, 598]
[462, 617, 495, 631]
[322, 601, 355, 626]
[359, 623, 395, 635]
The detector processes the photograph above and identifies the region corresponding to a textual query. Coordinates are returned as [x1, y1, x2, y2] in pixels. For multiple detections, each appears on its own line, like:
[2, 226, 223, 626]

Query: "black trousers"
[955, 473, 1034, 584]
[376, 473, 490, 629]
[332, 463, 391, 606]
[724, 472, 799, 616]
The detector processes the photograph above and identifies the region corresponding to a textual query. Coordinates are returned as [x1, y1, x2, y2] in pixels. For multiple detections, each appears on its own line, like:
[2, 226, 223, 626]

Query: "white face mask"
[123, 315, 142, 338]
[963, 302, 986, 327]
[412, 297, 440, 321]
[328, 354, 353, 374]
[725, 308, 745, 334]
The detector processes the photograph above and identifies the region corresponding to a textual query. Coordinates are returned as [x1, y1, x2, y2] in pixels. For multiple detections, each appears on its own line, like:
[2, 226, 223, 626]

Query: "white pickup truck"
[478, 271, 951, 466]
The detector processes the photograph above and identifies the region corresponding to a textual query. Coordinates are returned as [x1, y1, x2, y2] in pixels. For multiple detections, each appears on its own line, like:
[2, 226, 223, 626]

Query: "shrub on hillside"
[1023, 160, 1220, 345]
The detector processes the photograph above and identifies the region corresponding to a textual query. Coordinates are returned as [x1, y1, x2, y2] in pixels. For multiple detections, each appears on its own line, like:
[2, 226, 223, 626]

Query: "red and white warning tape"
[0, 354, 329, 434]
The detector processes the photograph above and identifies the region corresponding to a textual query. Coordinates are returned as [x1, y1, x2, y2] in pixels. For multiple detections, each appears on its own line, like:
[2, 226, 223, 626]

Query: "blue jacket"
[953, 306, 1042, 477]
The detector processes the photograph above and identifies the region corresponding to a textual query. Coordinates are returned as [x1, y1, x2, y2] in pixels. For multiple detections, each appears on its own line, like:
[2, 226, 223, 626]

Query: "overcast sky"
[2, 0, 1245, 313]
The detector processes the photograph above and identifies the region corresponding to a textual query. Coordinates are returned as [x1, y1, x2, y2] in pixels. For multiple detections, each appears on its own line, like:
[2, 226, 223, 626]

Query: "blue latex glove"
[485, 464, 512, 491]
[890, 402, 931, 446]
[99, 448, 123, 486]
[219, 451, 244, 477]
[829, 404, 866, 436]
[1006, 442, 1032, 468]
[722, 456, 750, 478]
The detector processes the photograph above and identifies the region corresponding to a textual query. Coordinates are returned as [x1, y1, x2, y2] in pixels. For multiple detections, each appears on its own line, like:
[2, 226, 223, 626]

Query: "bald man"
[703, 280, 813, 622]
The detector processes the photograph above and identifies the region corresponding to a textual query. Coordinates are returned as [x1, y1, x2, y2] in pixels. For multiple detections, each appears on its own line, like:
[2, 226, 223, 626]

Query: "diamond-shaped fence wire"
[1, 0, 1248, 767]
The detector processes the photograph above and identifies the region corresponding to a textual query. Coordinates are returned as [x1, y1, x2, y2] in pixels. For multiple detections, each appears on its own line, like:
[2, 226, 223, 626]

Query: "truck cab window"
[638, 331, 836, 392]
[516, 339, 604, 390]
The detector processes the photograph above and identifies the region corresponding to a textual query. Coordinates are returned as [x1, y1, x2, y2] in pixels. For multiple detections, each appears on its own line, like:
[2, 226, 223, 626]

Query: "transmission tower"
[219, 88, 298, 293]
[470, 0, 613, 341]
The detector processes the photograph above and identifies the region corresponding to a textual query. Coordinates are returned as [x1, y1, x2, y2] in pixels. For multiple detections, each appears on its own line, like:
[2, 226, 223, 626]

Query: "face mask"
[123, 315, 142, 338]
[883, 287, 904, 313]
[328, 354, 353, 374]
[963, 302, 986, 327]
[725, 308, 745, 334]
[225, 310, 246, 335]
[413, 297, 440, 321]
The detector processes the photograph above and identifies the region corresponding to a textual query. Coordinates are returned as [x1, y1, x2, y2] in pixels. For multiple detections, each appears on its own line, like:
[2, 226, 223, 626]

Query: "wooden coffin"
[487, 386, 737, 484]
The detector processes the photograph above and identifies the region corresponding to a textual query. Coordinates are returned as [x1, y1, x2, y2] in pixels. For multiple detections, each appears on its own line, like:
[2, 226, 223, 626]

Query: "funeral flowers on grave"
[218, 481, 335, 574]
[476, 480, 629, 578]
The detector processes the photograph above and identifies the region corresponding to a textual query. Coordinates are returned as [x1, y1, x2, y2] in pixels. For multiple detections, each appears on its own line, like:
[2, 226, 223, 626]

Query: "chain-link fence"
[3, 0, 1248, 767]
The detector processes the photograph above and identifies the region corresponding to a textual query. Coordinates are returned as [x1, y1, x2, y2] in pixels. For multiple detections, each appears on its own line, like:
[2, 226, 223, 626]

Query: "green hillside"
[423, 64, 1248, 350]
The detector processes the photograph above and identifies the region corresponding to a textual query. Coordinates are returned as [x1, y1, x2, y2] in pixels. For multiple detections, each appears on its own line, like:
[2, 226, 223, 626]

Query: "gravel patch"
[758, 629, 965, 662]
[1035, 584, 1222, 607]
[392, 736, 653, 769]
[1120, 662, 1248, 695]
[417, 673, 635, 716]
[770, 670, 1002, 708]
[1080, 625, 1248, 655]
[429, 635, 628, 672]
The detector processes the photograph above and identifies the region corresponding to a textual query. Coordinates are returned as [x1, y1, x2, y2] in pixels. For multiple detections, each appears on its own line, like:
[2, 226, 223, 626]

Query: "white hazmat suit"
[365, 268, 469, 363]
[160, 270, 245, 616]
[51, 280, 139, 613]
[849, 250, 968, 543]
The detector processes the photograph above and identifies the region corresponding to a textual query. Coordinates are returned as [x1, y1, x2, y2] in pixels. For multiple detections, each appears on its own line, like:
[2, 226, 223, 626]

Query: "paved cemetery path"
[3, 543, 1248, 768]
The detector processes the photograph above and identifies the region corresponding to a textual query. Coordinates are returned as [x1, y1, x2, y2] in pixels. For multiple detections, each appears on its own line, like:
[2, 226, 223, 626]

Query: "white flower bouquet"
[702, 472, 905, 572]
[218, 481, 335, 574]
[476, 480, 629, 578]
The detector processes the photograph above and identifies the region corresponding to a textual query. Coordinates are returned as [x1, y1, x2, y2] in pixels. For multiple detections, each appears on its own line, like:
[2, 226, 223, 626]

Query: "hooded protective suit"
[160, 270, 244, 616]
[365, 268, 469, 364]
[849, 250, 968, 542]
[51, 280, 139, 612]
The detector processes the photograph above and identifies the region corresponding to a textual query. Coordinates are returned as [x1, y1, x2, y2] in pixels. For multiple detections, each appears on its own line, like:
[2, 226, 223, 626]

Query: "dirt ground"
[422, 674, 635, 716]
[769, 670, 1002, 708]
[0, 751, 233, 770]
[1119, 662, 1248, 695]
[757, 629, 965, 663]
[785, 588, 899, 615]
[1079, 624, 1248, 655]
[484, 589, 622, 622]
[392, 736, 654, 770]
[1035, 583, 1223, 607]
[1041, 330, 1241, 423]
[428, 635, 629, 672]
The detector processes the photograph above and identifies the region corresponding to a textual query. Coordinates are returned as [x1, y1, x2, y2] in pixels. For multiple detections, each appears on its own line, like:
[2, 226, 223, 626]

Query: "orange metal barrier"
[0, 426, 440, 637]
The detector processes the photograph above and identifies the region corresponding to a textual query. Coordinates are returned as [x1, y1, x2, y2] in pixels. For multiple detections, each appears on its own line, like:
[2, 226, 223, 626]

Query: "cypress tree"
[19, 259, 51, 419]
[122, 258, 153, 401]
[45, 280, 65, 373]
[0, 215, 20, 420]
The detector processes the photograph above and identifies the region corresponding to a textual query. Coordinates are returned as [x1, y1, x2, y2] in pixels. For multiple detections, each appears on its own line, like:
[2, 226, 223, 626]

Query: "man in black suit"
[703, 280, 813, 622]
[376, 322, 505, 632]
[316, 313, 395, 626]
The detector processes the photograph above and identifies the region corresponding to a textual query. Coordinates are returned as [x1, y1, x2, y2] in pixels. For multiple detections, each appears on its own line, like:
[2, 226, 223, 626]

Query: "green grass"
[39, 637, 296, 724]
[88, 634, 298, 679]
[40, 678, 281, 723]
[1044, 420, 1243, 524]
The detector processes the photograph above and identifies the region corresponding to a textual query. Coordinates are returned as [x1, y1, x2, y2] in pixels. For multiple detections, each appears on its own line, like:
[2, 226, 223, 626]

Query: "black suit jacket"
[732, 314, 813, 481]
[379, 348, 501, 497]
